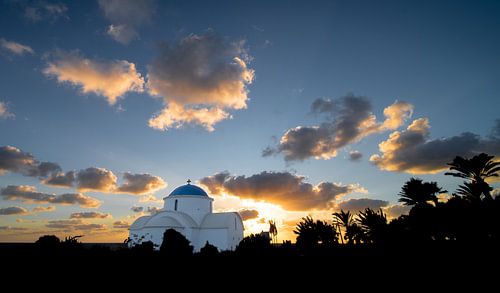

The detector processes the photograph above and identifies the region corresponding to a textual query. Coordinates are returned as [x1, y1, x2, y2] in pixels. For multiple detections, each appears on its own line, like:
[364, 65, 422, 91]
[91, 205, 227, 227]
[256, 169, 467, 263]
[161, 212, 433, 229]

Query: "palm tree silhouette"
[333, 210, 353, 244]
[398, 178, 446, 207]
[356, 208, 387, 244]
[294, 216, 337, 252]
[445, 153, 499, 201]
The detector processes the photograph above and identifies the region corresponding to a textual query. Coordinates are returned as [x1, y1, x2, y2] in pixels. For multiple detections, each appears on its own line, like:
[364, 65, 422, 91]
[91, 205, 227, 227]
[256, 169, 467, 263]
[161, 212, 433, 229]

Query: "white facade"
[128, 182, 244, 252]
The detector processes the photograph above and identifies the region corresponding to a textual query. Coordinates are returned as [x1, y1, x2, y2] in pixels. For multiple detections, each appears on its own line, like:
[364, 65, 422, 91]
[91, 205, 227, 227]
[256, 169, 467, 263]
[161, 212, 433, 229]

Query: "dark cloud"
[130, 206, 144, 213]
[99, 0, 155, 44]
[200, 171, 364, 210]
[24, 2, 68, 23]
[76, 167, 117, 193]
[147, 31, 254, 131]
[1, 185, 101, 208]
[265, 95, 413, 161]
[116, 172, 166, 195]
[199, 171, 231, 194]
[0, 146, 61, 178]
[349, 150, 363, 161]
[238, 209, 259, 221]
[43, 171, 75, 187]
[70, 212, 112, 219]
[146, 206, 161, 215]
[336, 198, 389, 213]
[113, 220, 130, 229]
[0, 206, 29, 215]
[370, 118, 500, 174]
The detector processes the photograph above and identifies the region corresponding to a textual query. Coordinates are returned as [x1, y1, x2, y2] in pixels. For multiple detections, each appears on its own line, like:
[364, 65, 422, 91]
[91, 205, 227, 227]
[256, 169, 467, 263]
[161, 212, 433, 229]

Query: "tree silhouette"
[398, 178, 445, 207]
[356, 208, 387, 244]
[333, 210, 353, 244]
[445, 153, 499, 201]
[294, 216, 337, 253]
[235, 233, 272, 256]
[160, 229, 193, 257]
[35, 235, 61, 251]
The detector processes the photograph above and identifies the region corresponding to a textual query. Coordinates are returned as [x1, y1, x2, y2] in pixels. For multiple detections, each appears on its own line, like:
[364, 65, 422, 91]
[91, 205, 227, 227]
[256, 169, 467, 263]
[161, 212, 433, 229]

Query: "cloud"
[116, 172, 167, 195]
[0, 38, 34, 55]
[70, 212, 112, 219]
[349, 150, 363, 161]
[1, 185, 101, 208]
[382, 204, 411, 219]
[98, 0, 155, 44]
[43, 50, 145, 105]
[45, 168, 167, 195]
[42, 171, 75, 187]
[0, 206, 30, 215]
[0, 102, 15, 119]
[130, 206, 144, 213]
[238, 209, 259, 221]
[32, 206, 56, 213]
[113, 220, 130, 229]
[336, 198, 389, 213]
[147, 31, 254, 131]
[200, 171, 364, 210]
[75, 167, 118, 193]
[0, 226, 28, 231]
[147, 206, 161, 215]
[46, 219, 107, 231]
[0, 145, 61, 178]
[24, 2, 68, 22]
[265, 95, 413, 161]
[370, 118, 500, 174]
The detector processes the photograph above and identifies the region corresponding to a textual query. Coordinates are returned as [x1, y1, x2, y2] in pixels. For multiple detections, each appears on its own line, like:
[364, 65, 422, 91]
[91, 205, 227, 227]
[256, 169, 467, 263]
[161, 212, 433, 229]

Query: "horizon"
[0, 0, 499, 243]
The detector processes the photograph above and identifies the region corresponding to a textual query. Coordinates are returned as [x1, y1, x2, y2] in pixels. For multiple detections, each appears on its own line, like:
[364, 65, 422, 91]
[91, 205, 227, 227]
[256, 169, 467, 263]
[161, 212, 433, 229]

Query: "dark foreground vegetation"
[2, 153, 499, 280]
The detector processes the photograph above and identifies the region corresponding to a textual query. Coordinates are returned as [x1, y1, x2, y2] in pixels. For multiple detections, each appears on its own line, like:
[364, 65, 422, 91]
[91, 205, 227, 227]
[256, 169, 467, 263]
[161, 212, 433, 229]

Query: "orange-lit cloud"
[238, 209, 259, 221]
[200, 171, 365, 210]
[116, 172, 167, 195]
[0, 38, 34, 55]
[1, 185, 101, 208]
[43, 50, 144, 105]
[0, 102, 15, 119]
[32, 206, 56, 213]
[370, 118, 500, 174]
[75, 167, 118, 193]
[113, 220, 130, 229]
[264, 95, 414, 161]
[147, 32, 254, 131]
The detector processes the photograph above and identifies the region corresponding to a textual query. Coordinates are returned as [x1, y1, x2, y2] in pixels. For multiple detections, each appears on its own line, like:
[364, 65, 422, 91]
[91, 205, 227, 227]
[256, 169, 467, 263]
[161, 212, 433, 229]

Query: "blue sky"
[0, 0, 499, 242]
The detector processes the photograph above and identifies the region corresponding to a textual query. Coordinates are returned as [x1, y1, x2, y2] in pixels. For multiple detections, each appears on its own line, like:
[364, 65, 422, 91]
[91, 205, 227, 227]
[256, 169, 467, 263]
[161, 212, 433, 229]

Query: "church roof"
[169, 181, 208, 197]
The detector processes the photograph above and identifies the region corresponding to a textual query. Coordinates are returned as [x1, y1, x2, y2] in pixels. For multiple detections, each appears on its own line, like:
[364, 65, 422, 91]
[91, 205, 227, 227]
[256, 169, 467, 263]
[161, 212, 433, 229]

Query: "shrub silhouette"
[35, 235, 61, 251]
[160, 229, 193, 257]
[199, 241, 219, 257]
[235, 233, 272, 256]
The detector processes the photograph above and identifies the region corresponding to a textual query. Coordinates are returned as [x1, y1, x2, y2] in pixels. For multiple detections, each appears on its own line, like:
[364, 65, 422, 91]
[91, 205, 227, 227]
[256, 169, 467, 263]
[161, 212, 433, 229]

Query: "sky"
[0, 0, 499, 243]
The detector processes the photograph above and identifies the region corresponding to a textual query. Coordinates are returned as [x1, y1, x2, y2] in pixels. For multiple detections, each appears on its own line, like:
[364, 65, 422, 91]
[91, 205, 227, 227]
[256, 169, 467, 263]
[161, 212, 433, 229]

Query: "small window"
[234, 218, 237, 229]
[174, 199, 178, 211]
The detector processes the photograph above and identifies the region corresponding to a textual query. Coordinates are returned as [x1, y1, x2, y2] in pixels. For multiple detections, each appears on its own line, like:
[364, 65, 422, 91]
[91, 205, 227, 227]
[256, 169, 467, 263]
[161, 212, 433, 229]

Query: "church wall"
[197, 229, 229, 251]
[164, 196, 213, 225]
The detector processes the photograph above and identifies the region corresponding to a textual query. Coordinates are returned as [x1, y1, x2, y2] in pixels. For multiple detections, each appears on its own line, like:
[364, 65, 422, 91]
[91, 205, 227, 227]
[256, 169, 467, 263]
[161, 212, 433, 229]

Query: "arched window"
[174, 199, 178, 211]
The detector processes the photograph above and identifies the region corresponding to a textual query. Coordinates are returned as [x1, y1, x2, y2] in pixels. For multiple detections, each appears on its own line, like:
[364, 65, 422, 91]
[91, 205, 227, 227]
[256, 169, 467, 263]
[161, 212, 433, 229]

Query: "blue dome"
[169, 183, 208, 197]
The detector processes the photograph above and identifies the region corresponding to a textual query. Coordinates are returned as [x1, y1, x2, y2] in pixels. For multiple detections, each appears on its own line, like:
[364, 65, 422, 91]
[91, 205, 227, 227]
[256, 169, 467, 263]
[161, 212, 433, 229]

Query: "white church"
[129, 180, 244, 251]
